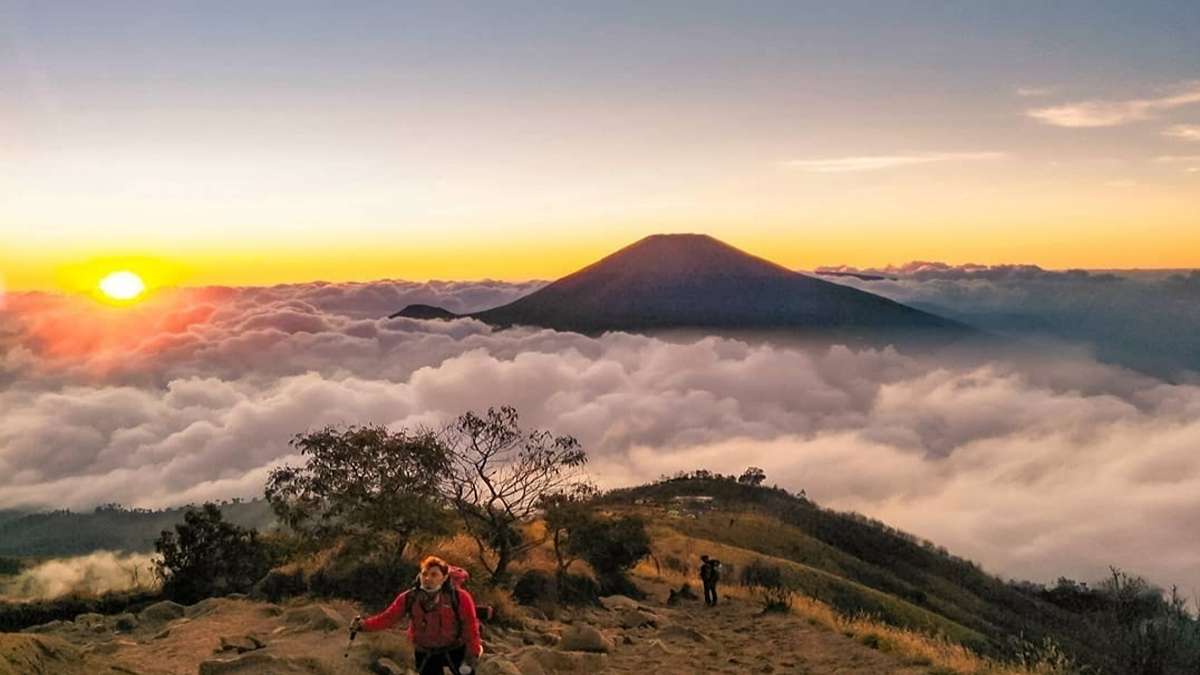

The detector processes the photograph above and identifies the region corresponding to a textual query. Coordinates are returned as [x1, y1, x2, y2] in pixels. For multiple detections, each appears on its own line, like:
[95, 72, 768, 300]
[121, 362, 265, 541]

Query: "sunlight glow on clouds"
[1027, 81, 1200, 128]
[1164, 124, 1200, 141]
[779, 152, 1006, 173]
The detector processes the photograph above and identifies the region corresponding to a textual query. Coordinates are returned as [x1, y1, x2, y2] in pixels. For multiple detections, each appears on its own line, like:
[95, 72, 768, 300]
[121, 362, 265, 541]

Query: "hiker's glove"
[458, 665, 473, 675]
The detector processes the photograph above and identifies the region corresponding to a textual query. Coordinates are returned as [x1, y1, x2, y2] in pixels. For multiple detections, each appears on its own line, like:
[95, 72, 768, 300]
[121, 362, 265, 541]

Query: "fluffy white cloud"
[2, 278, 1200, 596]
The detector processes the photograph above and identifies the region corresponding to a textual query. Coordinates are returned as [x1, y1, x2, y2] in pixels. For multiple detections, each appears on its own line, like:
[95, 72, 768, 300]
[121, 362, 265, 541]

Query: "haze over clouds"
[2, 278, 1200, 595]
[0, 551, 158, 600]
[816, 263, 1200, 381]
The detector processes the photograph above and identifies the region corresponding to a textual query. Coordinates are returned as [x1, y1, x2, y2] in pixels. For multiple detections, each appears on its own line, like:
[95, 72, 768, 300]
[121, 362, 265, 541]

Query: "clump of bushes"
[741, 558, 794, 614]
[154, 503, 269, 604]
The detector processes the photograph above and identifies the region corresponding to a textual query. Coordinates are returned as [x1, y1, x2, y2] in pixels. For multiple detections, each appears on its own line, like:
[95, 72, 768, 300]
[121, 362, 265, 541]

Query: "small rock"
[74, 612, 106, 627]
[153, 628, 171, 640]
[558, 624, 613, 653]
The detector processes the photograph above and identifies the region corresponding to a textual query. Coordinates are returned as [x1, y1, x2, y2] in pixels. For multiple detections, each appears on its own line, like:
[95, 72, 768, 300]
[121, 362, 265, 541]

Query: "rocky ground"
[3, 577, 936, 674]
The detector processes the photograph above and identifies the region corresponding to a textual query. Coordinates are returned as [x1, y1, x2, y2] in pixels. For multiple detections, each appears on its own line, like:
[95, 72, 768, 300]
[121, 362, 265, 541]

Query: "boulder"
[111, 613, 138, 632]
[557, 624, 613, 653]
[512, 651, 549, 675]
[282, 604, 346, 631]
[477, 656, 522, 675]
[598, 595, 640, 612]
[20, 619, 69, 634]
[217, 634, 264, 654]
[187, 597, 226, 619]
[615, 608, 658, 629]
[513, 646, 606, 674]
[138, 600, 187, 625]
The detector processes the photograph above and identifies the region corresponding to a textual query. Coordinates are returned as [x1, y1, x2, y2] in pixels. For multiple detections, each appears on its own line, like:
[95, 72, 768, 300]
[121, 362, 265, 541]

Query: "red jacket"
[361, 586, 482, 656]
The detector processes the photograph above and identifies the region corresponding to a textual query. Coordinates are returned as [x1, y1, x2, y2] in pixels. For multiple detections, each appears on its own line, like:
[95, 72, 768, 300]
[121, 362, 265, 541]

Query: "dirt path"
[12, 581, 937, 674]
[592, 578, 929, 674]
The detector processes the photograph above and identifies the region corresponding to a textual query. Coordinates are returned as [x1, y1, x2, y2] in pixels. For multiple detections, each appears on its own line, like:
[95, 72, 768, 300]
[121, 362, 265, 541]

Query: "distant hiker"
[699, 554, 722, 606]
[350, 556, 483, 675]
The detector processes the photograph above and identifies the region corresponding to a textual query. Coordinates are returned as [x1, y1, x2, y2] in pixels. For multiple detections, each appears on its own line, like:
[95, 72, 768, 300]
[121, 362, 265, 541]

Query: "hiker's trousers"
[415, 645, 467, 674]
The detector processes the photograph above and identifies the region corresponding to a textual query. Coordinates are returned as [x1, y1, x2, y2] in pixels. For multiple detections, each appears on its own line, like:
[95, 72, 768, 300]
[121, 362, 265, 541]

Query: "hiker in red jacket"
[350, 555, 483, 675]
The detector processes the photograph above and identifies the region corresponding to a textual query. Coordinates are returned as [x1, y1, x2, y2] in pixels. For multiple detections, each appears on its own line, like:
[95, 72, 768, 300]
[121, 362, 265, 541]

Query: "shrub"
[512, 568, 599, 608]
[739, 558, 795, 614]
[565, 514, 651, 598]
[663, 555, 688, 575]
[307, 553, 419, 612]
[154, 503, 269, 604]
[740, 558, 784, 588]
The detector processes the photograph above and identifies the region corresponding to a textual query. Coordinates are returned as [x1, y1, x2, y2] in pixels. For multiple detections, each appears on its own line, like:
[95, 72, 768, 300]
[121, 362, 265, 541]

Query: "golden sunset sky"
[2, 2, 1198, 291]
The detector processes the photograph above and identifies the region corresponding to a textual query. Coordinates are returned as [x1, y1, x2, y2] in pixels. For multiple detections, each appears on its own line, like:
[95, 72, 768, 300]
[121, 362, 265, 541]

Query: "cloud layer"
[2, 277, 1199, 596]
[815, 263, 1200, 381]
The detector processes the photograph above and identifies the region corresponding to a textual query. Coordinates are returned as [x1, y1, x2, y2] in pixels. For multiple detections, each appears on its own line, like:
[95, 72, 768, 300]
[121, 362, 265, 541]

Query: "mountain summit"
[392, 233, 975, 340]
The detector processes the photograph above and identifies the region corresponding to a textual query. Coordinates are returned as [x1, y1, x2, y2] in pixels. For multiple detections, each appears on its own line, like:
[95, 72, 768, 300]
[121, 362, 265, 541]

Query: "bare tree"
[441, 406, 588, 584]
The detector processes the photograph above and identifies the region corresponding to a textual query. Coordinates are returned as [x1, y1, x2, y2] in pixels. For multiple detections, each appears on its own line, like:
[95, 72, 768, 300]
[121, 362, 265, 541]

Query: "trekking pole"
[344, 617, 360, 658]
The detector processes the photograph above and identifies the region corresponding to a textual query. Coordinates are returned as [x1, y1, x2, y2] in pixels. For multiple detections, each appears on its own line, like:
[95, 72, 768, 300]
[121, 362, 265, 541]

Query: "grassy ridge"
[603, 477, 1113, 671]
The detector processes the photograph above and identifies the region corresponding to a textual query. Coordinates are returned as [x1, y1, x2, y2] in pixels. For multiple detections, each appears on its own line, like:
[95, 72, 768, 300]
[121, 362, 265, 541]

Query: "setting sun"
[98, 271, 146, 301]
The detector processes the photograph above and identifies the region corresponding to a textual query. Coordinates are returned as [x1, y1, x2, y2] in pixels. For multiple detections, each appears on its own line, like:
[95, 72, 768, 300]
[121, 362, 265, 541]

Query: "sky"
[2, 1, 1199, 291]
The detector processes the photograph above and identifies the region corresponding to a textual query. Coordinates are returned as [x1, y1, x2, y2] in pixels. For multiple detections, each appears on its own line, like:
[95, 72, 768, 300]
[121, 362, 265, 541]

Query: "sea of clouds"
[1, 272, 1198, 596]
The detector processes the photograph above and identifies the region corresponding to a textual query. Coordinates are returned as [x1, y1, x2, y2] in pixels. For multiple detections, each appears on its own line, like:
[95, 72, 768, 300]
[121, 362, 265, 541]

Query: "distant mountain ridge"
[391, 233, 977, 342]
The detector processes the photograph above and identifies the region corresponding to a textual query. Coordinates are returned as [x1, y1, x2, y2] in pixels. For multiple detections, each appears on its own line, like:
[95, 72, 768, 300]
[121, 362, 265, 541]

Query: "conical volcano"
[392, 233, 976, 340]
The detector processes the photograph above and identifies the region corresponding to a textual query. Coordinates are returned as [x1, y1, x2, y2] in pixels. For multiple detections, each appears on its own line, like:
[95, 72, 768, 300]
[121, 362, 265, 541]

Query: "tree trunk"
[490, 545, 512, 585]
